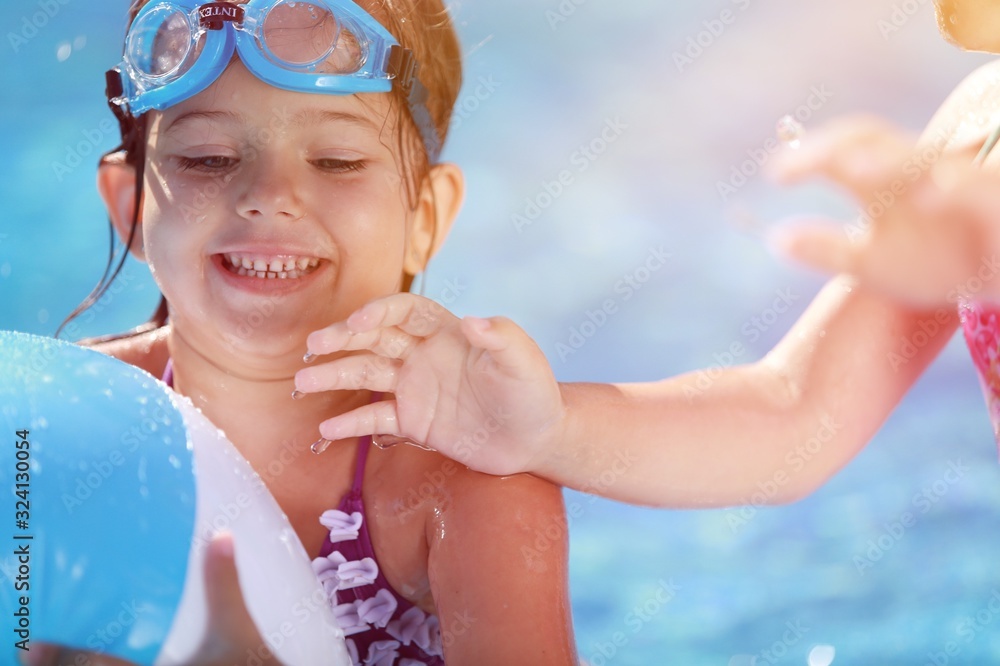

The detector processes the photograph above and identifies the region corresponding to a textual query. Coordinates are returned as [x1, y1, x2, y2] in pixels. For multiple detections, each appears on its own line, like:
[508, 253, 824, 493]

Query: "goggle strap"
[387, 45, 417, 92]
[198, 2, 245, 30]
[388, 45, 440, 160]
[405, 78, 441, 163]
[105, 68, 130, 128]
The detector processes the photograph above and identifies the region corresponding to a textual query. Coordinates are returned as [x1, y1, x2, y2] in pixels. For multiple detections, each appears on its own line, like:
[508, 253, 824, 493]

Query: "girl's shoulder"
[84, 325, 171, 378]
[369, 443, 562, 516]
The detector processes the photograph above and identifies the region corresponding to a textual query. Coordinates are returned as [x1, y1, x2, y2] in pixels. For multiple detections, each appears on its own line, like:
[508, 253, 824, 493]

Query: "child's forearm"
[535, 275, 959, 507]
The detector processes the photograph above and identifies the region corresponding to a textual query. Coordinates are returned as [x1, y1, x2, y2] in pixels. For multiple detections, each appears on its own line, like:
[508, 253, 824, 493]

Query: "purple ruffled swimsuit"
[310, 438, 445, 666]
[961, 300, 1000, 446]
[163, 361, 443, 664]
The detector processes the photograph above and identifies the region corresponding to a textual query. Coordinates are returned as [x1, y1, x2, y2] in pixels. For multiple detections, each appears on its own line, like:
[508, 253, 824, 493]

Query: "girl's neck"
[165, 327, 367, 471]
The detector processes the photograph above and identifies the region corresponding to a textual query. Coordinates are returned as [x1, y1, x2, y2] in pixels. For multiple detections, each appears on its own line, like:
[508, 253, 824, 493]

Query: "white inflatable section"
[156, 391, 350, 666]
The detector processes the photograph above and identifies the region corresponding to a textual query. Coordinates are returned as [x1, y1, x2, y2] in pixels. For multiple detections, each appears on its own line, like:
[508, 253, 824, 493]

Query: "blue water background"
[2, 0, 1000, 663]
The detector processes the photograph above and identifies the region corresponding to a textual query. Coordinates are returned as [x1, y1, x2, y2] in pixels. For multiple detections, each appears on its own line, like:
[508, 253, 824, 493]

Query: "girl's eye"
[313, 158, 366, 174]
[175, 155, 238, 172]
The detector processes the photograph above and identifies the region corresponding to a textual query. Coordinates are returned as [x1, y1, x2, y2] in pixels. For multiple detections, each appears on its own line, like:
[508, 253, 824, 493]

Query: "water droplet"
[808, 645, 836, 666]
[776, 114, 804, 149]
[56, 42, 71, 62]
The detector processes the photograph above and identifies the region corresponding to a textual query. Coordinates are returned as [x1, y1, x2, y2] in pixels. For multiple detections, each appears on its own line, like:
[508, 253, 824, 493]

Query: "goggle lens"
[127, 4, 212, 85]
[260, 1, 364, 73]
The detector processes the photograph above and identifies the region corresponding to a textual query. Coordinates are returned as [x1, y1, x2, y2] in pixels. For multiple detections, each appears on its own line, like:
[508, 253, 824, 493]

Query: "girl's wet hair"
[59, 0, 462, 340]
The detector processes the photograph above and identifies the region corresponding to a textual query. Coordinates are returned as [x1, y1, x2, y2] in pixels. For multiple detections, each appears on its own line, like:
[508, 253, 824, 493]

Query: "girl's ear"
[404, 162, 465, 275]
[97, 153, 145, 261]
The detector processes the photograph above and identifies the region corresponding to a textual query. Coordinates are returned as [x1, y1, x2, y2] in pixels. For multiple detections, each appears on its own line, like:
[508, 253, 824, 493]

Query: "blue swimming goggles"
[106, 0, 441, 161]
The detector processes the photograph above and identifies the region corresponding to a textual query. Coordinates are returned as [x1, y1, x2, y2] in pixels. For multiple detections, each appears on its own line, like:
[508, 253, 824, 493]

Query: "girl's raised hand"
[767, 115, 1000, 307]
[295, 293, 565, 476]
[22, 535, 283, 666]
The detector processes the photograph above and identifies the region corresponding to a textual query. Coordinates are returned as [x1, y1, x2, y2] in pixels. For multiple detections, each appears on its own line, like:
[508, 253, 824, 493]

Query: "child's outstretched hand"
[22, 534, 283, 666]
[296, 293, 565, 476]
[767, 115, 1000, 307]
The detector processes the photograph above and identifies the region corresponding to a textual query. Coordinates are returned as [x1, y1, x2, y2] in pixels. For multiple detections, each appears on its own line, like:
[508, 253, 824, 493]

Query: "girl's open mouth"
[219, 253, 321, 279]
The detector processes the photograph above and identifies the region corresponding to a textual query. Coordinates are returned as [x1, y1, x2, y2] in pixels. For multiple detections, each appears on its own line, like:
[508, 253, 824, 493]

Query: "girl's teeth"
[225, 254, 318, 280]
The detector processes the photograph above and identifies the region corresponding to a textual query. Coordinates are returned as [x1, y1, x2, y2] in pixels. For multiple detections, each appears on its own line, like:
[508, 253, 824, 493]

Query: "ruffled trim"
[364, 640, 401, 666]
[312, 503, 441, 665]
[961, 300, 1000, 443]
[386, 607, 443, 657]
[320, 509, 364, 543]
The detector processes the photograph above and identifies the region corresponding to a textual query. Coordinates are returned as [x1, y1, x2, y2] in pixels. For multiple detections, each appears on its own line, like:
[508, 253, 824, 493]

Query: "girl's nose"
[234, 159, 305, 222]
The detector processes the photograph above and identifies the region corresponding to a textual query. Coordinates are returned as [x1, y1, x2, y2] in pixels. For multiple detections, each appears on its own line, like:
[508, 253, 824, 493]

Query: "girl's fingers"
[19, 644, 59, 666]
[307, 324, 418, 360]
[295, 354, 400, 394]
[767, 221, 858, 276]
[203, 533, 262, 643]
[318, 400, 402, 442]
[768, 117, 917, 202]
[461, 316, 547, 380]
[347, 292, 457, 337]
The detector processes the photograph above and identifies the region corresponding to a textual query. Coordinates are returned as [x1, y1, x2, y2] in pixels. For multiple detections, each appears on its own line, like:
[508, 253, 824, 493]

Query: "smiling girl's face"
[137, 60, 429, 363]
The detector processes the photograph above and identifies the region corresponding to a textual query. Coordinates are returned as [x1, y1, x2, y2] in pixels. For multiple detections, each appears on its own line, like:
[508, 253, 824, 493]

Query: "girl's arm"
[546, 278, 958, 506]
[295, 66, 987, 508]
[299, 282, 955, 507]
[427, 471, 577, 664]
[766, 115, 1000, 309]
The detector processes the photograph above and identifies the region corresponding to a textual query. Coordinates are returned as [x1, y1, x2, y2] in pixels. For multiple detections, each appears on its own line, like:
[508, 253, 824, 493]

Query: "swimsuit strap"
[351, 435, 371, 495]
[349, 392, 382, 495]
[162, 358, 174, 387]
[976, 120, 1000, 164]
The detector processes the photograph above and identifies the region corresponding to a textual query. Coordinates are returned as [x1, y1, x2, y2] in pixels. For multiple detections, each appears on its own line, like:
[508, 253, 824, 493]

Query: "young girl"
[294, 0, 1000, 508]
[49, 0, 577, 663]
